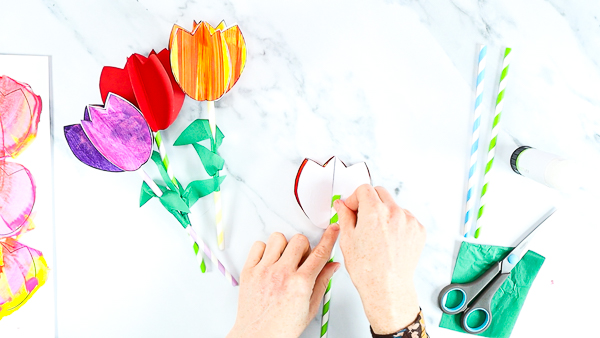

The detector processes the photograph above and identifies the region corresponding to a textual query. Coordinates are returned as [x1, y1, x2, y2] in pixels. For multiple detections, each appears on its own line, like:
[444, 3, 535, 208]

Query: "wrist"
[361, 283, 420, 334]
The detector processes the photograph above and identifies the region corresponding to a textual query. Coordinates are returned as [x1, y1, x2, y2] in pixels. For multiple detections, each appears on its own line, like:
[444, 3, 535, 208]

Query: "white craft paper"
[295, 157, 371, 229]
[0, 54, 55, 337]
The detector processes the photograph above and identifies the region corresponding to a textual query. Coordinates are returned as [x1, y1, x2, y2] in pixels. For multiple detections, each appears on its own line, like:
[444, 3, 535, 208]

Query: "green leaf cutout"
[140, 182, 156, 207]
[192, 143, 225, 176]
[151, 151, 177, 192]
[140, 181, 167, 207]
[166, 208, 190, 228]
[184, 176, 226, 207]
[174, 119, 225, 150]
[160, 190, 190, 213]
[215, 126, 224, 150]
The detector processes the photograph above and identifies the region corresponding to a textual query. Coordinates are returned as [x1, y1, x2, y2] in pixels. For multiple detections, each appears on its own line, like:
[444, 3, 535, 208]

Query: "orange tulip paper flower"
[169, 21, 247, 101]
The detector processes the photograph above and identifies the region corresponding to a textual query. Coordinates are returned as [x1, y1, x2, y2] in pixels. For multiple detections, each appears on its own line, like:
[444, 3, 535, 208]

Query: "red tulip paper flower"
[100, 49, 185, 132]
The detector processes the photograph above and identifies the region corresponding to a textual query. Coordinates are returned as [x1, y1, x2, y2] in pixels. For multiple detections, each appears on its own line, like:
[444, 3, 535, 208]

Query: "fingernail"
[333, 199, 341, 211]
[330, 223, 340, 231]
[334, 264, 341, 273]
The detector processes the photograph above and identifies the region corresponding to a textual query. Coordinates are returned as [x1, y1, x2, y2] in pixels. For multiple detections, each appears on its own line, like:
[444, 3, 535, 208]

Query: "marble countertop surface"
[2, 0, 600, 337]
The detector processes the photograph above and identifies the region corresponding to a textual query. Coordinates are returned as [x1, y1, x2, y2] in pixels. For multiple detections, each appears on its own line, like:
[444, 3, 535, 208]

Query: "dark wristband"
[369, 309, 428, 338]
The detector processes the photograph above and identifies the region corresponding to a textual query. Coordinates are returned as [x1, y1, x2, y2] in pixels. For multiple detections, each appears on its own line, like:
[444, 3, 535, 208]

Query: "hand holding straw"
[463, 45, 487, 237]
[138, 170, 238, 286]
[474, 47, 512, 238]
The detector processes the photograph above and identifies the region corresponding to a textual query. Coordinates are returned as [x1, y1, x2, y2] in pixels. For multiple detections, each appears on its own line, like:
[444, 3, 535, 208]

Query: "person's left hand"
[227, 225, 340, 338]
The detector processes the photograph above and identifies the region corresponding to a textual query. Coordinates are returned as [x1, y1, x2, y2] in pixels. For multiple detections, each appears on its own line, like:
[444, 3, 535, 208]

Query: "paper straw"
[207, 101, 225, 250]
[138, 170, 162, 196]
[140, 164, 206, 273]
[138, 170, 236, 285]
[474, 47, 511, 239]
[463, 45, 487, 237]
[321, 194, 340, 338]
[154, 130, 177, 187]
[186, 225, 238, 286]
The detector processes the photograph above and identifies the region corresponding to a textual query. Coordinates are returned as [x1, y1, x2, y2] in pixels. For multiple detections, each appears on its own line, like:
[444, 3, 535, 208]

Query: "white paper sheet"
[295, 157, 371, 229]
[0, 54, 55, 337]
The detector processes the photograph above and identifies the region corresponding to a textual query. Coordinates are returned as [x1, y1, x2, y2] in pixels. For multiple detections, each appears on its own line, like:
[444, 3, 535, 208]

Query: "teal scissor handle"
[438, 262, 501, 315]
[460, 273, 509, 334]
[438, 262, 505, 334]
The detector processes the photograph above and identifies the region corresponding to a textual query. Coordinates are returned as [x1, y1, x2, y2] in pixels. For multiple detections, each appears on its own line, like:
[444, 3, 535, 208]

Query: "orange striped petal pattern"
[169, 21, 246, 101]
[222, 25, 247, 93]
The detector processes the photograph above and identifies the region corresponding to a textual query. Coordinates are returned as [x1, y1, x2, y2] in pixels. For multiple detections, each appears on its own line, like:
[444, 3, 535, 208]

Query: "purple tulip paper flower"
[64, 93, 152, 172]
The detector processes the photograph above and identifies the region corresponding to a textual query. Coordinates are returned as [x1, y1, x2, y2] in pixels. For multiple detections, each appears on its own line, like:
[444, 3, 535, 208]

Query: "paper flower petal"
[0, 162, 35, 238]
[127, 53, 174, 132]
[294, 157, 371, 229]
[0, 238, 49, 319]
[99, 66, 137, 107]
[99, 49, 185, 132]
[80, 93, 152, 171]
[222, 25, 247, 93]
[153, 49, 186, 122]
[64, 124, 122, 172]
[0, 76, 42, 159]
[169, 22, 232, 101]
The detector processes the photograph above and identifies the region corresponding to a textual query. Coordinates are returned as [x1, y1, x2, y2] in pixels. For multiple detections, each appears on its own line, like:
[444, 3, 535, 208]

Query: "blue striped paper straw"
[475, 47, 512, 239]
[463, 45, 487, 237]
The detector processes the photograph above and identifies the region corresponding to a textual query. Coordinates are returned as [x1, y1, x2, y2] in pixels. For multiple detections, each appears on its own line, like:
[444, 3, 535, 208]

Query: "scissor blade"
[501, 208, 556, 274]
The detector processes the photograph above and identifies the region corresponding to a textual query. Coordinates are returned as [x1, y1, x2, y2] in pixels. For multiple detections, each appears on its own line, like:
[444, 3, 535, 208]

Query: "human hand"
[335, 185, 426, 334]
[227, 226, 340, 338]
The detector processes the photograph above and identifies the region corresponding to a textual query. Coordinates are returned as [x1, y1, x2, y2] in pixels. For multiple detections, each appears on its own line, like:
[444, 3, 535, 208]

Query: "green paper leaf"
[192, 143, 225, 176]
[166, 208, 189, 228]
[140, 182, 156, 207]
[215, 126, 224, 150]
[174, 119, 225, 150]
[140, 182, 167, 207]
[184, 176, 226, 207]
[159, 190, 190, 213]
[174, 119, 212, 145]
[151, 151, 177, 192]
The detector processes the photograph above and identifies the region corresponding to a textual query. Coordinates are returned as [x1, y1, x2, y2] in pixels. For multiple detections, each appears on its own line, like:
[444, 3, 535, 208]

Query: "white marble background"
[2, 0, 600, 337]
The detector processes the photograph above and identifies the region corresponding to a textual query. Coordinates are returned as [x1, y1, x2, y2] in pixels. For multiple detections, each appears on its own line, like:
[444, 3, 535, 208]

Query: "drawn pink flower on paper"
[0, 162, 35, 238]
[0, 76, 42, 159]
[0, 238, 49, 319]
[64, 93, 153, 172]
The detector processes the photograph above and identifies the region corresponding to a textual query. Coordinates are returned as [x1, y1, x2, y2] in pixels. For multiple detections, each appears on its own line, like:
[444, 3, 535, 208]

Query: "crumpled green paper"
[439, 241, 545, 338]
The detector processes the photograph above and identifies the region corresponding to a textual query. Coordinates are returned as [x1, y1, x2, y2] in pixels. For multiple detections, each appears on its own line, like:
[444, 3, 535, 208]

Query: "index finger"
[344, 184, 380, 212]
[297, 224, 340, 280]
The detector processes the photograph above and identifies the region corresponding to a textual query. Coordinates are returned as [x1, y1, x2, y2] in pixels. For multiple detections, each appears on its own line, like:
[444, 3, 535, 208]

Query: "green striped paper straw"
[154, 131, 206, 272]
[320, 194, 340, 338]
[474, 47, 511, 238]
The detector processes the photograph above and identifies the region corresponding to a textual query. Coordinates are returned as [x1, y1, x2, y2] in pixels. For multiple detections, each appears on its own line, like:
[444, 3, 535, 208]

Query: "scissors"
[438, 208, 556, 334]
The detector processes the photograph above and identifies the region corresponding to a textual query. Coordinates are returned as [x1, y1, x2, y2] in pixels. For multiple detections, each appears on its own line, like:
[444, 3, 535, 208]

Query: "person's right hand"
[335, 184, 426, 335]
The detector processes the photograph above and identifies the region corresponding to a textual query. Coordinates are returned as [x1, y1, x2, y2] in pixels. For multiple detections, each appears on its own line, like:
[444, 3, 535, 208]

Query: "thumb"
[308, 262, 340, 318]
[334, 199, 356, 239]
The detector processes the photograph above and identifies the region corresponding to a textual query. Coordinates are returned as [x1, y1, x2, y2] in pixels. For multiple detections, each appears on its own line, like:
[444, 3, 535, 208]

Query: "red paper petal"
[155, 49, 185, 120]
[99, 66, 137, 107]
[126, 54, 174, 132]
